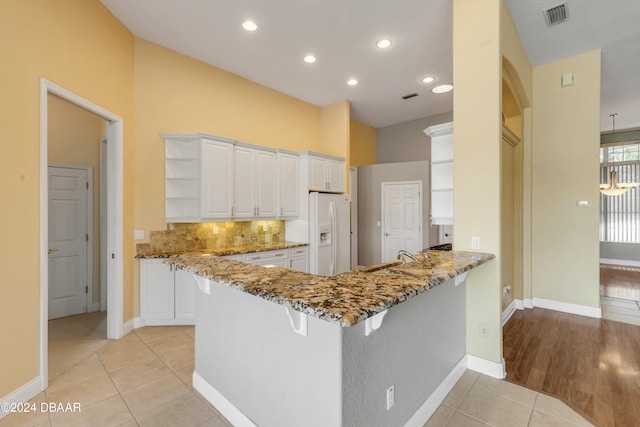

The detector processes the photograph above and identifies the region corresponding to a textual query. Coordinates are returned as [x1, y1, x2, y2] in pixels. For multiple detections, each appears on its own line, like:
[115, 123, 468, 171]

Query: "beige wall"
[48, 95, 105, 307]
[531, 50, 601, 308]
[350, 120, 377, 167]
[453, 0, 503, 363]
[0, 0, 135, 398]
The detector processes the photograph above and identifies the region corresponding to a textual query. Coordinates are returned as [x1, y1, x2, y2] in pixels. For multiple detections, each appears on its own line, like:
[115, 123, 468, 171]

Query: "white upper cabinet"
[277, 150, 299, 218]
[233, 143, 277, 219]
[163, 133, 301, 222]
[424, 122, 454, 225]
[163, 134, 234, 222]
[201, 138, 234, 219]
[302, 151, 345, 193]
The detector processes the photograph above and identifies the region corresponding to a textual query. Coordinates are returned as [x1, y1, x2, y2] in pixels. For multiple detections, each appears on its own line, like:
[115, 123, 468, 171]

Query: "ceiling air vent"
[402, 93, 418, 100]
[544, 3, 569, 27]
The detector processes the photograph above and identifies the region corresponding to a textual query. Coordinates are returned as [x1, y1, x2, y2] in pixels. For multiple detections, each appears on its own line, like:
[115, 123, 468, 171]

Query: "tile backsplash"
[136, 221, 285, 256]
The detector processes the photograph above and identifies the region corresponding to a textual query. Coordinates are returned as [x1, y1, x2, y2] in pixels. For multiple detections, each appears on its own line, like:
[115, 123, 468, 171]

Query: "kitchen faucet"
[397, 249, 419, 264]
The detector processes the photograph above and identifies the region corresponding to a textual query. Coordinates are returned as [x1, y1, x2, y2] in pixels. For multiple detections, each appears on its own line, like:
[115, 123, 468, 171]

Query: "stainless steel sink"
[357, 260, 404, 273]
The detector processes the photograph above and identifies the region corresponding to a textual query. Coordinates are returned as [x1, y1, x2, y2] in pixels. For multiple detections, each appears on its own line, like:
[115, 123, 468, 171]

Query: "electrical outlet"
[213, 226, 219, 235]
[133, 230, 145, 240]
[386, 385, 395, 410]
[471, 236, 480, 250]
[479, 323, 489, 337]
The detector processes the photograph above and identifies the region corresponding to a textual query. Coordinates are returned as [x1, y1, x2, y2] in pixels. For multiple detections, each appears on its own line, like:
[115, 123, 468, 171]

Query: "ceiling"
[101, 0, 640, 131]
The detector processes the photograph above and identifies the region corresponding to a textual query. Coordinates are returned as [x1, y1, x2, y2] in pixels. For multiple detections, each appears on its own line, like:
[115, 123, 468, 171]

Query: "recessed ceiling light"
[432, 84, 453, 94]
[421, 76, 435, 84]
[376, 39, 392, 49]
[304, 55, 316, 64]
[242, 20, 257, 31]
[347, 79, 358, 86]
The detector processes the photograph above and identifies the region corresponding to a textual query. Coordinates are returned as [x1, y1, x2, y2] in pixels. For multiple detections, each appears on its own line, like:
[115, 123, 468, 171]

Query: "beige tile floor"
[1, 312, 593, 427]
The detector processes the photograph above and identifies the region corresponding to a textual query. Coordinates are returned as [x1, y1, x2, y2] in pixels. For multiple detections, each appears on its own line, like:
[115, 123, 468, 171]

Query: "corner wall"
[531, 50, 601, 309]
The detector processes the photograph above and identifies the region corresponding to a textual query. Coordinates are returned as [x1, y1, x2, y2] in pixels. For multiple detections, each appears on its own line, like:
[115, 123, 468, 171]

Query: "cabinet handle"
[274, 253, 284, 257]
[249, 256, 261, 260]
[257, 207, 260, 216]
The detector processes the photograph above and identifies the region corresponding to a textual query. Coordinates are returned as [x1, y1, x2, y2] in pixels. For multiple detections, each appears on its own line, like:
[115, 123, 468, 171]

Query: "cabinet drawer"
[287, 246, 308, 257]
[242, 249, 287, 263]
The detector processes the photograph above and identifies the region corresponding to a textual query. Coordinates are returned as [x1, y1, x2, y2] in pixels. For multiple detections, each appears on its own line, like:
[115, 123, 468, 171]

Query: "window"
[600, 141, 640, 243]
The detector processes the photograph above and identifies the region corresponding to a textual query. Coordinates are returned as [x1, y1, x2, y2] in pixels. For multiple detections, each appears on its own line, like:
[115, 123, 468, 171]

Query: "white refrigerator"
[309, 192, 351, 276]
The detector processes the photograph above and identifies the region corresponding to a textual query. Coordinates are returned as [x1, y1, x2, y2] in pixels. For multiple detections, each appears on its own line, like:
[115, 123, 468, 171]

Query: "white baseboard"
[514, 299, 533, 310]
[600, 258, 640, 267]
[90, 302, 100, 312]
[122, 319, 135, 336]
[501, 301, 517, 327]
[193, 371, 257, 427]
[533, 297, 602, 319]
[0, 377, 42, 421]
[466, 354, 506, 379]
[133, 317, 195, 329]
[405, 356, 468, 427]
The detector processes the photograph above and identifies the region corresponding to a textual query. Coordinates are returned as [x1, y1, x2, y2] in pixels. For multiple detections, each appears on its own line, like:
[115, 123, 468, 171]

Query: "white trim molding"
[405, 356, 468, 427]
[600, 258, 640, 267]
[0, 377, 42, 421]
[466, 354, 506, 379]
[501, 300, 517, 327]
[193, 372, 257, 427]
[533, 297, 602, 319]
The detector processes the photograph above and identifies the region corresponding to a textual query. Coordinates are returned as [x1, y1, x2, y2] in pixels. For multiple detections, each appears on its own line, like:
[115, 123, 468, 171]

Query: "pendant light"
[600, 114, 640, 196]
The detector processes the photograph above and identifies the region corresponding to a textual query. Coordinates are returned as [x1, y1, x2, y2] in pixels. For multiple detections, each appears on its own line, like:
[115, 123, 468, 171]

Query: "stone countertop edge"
[136, 241, 308, 259]
[166, 250, 495, 328]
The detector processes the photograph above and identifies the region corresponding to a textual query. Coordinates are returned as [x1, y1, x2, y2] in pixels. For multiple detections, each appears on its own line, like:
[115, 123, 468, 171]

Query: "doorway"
[381, 181, 422, 262]
[40, 79, 124, 388]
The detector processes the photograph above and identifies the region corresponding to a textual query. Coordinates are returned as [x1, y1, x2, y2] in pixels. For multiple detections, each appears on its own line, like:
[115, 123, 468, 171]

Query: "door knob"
[384, 232, 390, 237]
[48, 248, 58, 254]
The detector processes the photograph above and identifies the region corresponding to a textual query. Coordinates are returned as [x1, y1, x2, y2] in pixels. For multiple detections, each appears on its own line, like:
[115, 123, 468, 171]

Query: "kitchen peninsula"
[168, 250, 494, 427]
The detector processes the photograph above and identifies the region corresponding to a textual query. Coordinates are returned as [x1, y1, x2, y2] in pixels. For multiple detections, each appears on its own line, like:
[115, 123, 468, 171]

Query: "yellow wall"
[48, 95, 105, 306]
[453, 0, 503, 363]
[531, 50, 601, 308]
[350, 120, 377, 167]
[0, 0, 134, 398]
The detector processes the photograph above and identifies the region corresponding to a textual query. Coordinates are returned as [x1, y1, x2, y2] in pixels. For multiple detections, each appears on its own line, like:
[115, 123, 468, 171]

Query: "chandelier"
[600, 114, 640, 196]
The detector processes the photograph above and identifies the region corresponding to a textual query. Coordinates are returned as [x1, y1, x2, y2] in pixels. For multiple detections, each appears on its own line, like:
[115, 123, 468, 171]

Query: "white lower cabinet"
[139, 259, 196, 326]
[288, 247, 309, 273]
[140, 247, 309, 325]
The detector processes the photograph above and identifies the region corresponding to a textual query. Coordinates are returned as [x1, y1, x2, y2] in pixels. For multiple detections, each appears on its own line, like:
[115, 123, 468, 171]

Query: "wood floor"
[600, 264, 640, 301]
[503, 308, 640, 427]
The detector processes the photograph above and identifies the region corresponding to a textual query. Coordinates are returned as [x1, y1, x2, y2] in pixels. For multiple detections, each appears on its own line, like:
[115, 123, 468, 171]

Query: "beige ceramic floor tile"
[183, 326, 195, 339]
[48, 353, 106, 392]
[473, 375, 537, 407]
[98, 345, 157, 373]
[529, 409, 580, 427]
[45, 369, 119, 407]
[134, 326, 186, 342]
[144, 332, 193, 355]
[423, 405, 455, 427]
[445, 411, 491, 426]
[442, 370, 479, 409]
[197, 415, 232, 427]
[156, 345, 195, 371]
[173, 363, 195, 389]
[457, 386, 532, 427]
[533, 394, 594, 427]
[0, 392, 50, 427]
[96, 332, 147, 358]
[121, 373, 190, 417]
[136, 392, 215, 427]
[49, 394, 134, 427]
[108, 356, 173, 392]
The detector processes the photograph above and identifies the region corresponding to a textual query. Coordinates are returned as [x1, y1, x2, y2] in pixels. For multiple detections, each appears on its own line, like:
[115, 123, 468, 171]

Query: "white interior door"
[382, 181, 422, 262]
[48, 166, 89, 319]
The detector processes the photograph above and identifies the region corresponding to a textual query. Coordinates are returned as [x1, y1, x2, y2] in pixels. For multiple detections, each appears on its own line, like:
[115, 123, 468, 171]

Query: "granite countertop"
[136, 241, 307, 259]
[167, 250, 494, 327]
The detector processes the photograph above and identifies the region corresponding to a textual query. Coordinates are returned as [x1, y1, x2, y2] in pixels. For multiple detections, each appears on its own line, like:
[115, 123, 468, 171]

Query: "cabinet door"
[308, 156, 327, 191]
[233, 145, 255, 218]
[140, 259, 174, 320]
[278, 152, 299, 217]
[255, 149, 277, 217]
[201, 139, 233, 218]
[288, 256, 309, 273]
[326, 158, 345, 193]
[174, 268, 196, 323]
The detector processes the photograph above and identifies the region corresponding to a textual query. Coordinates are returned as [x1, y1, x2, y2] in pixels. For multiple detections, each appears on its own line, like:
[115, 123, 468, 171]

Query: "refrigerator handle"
[330, 201, 337, 276]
